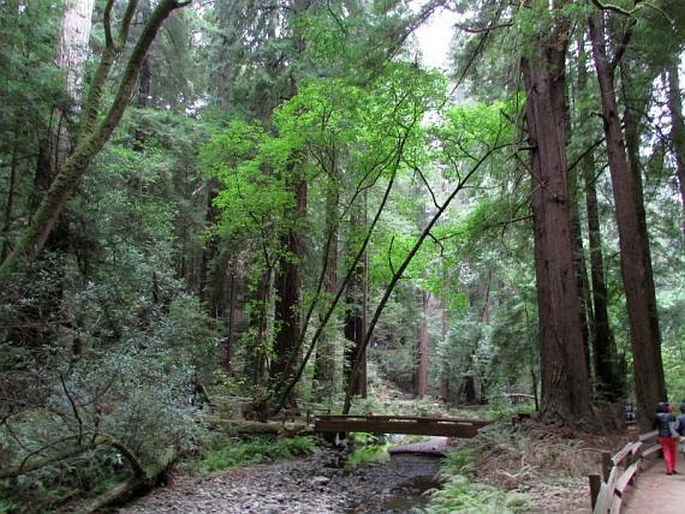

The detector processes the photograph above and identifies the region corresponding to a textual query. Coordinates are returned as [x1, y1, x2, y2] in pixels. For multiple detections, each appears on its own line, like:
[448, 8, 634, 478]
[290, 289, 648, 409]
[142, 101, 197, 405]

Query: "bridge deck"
[314, 414, 491, 438]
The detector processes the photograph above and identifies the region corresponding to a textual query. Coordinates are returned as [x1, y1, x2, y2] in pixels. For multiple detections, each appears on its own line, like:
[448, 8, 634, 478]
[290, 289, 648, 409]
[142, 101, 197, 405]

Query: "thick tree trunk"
[522, 22, 592, 425]
[589, 11, 665, 428]
[667, 65, 685, 233]
[585, 151, 620, 399]
[0, 0, 191, 282]
[55, 0, 95, 104]
[569, 176, 592, 377]
[271, 178, 307, 408]
[51, 0, 95, 171]
[576, 34, 619, 399]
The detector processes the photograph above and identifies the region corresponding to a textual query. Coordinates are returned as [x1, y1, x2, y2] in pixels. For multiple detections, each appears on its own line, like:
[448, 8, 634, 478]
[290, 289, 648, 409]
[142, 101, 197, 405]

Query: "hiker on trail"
[653, 401, 678, 475]
[676, 402, 685, 457]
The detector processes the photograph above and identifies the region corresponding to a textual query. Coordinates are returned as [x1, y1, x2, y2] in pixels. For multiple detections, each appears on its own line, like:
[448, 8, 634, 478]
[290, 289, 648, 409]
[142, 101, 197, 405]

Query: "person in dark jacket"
[653, 401, 678, 474]
[676, 402, 685, 457]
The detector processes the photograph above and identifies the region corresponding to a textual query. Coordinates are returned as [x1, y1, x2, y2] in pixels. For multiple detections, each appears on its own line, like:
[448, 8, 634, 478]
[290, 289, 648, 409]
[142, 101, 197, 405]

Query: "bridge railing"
[588, 429, 659, 514]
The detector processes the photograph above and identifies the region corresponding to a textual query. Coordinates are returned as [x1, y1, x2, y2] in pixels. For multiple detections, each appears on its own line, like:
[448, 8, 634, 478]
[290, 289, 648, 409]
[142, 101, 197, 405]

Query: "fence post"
[588, 473, 601, 509]
[601, 451, 612, 481]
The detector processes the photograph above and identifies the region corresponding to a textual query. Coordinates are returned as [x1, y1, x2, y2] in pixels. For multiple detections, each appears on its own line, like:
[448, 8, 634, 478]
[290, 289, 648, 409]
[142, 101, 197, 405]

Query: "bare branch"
[60, 374, 84, 446]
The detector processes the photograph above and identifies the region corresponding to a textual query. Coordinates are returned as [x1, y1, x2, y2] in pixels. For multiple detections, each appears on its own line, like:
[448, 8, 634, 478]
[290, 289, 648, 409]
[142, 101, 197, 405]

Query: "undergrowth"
[422, 432, 532, 513]
[0, 500, 19, 514]
[424, 474, 531, 513]
[345, 432, 389, 468]
[425, 420, 617, 513]
[183, 436, 315, 474]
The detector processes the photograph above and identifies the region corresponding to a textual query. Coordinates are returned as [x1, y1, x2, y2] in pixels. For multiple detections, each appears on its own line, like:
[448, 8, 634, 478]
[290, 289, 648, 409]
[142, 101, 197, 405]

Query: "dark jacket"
[677, 413, 685, 437]
[653, 411, 677, 437]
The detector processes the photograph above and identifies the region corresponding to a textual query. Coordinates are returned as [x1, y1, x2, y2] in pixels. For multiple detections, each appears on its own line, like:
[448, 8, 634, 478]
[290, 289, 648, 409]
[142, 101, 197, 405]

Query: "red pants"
[659, 436, 678, 473]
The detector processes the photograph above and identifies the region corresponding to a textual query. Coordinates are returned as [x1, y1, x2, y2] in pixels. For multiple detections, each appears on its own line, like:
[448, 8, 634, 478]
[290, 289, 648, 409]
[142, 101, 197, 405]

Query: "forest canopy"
[0, 0, 683, 510]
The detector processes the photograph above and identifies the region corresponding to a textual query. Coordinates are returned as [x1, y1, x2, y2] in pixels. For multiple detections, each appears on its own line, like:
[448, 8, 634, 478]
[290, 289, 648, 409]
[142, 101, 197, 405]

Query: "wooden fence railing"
[588, 429, 660, 514]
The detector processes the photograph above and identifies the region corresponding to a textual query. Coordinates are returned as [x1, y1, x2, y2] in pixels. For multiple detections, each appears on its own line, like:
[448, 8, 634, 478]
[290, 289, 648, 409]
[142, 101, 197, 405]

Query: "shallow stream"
[343, 452, 444, 512]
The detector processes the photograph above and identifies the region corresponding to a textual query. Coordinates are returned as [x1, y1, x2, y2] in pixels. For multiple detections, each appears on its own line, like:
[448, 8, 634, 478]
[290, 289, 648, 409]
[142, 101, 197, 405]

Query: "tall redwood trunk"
[667, 65, 685, 232]
[271, 178, 307, 408]
[576, 33, 619, 399]
[36, 0, 96, 254]
[522, 13, 592, 424]
[569, 176, 592, 377]
[52, 0, 95, 168]
[589, 10, 665, 428]
[585, 150, 619, 398]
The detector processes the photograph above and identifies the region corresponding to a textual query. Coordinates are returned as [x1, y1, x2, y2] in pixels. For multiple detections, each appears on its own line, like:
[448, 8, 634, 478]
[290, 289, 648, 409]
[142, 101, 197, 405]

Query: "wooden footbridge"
[314, 414, 491, 439]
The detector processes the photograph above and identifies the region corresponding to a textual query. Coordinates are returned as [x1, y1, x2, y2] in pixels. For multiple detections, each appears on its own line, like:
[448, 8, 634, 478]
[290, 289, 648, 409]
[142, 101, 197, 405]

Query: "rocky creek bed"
[112, 424, 614, 514]
[115, 448, 442, 513]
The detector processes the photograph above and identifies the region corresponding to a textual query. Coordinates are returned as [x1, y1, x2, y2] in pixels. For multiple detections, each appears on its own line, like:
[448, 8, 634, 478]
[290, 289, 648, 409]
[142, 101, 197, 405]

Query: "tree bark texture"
[575, 33, 619, 400]
[55, 0, 95, 104]
[569, 174, 592, 378]
[522, 20, 592, 425]
[51, 0, 95, 171]
[271, 178, 307, 408]
[585, 150, 619, 398]
[589, 10, 665, 428]
[667, 65, 685, 233]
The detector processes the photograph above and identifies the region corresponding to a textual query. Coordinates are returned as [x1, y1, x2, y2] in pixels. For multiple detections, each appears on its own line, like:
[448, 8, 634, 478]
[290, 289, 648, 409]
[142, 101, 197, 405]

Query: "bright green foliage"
[425, 435, 532, 513]
[346, 442, 390, 468]
[202, 62, 446, 369]
[202, 118, 295, 248]
[0, 1, 684, 509]
[425, 474, 531, 514]
[186, 436, 315, 474]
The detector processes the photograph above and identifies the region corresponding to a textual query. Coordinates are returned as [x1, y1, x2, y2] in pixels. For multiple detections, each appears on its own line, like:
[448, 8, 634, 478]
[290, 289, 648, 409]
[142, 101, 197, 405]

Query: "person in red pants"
[653, 402, 678, 475]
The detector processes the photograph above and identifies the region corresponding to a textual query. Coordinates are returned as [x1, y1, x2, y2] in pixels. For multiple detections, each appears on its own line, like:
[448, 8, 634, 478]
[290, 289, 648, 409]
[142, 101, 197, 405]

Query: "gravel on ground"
[115, 447, 443, 514]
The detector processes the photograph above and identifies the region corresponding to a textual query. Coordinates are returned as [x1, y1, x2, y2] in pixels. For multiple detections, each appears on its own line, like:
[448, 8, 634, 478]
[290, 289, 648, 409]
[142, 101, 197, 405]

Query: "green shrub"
[0, 499, 19, 514]
[424, 474, 531, 514]
[346, 432, 389, 468]
[0, 290, 221, 511]
[438, 442, 482, 477]
[186, 436, 315, 474]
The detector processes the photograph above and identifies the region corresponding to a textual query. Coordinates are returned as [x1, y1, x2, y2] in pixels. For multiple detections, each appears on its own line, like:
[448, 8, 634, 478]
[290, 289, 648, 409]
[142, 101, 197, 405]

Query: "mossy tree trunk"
[0, 0, 191, 283]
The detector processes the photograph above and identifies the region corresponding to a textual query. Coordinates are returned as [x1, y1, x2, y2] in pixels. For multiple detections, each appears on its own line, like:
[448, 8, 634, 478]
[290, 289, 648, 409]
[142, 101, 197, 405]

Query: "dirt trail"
[623, 458, 685, 513]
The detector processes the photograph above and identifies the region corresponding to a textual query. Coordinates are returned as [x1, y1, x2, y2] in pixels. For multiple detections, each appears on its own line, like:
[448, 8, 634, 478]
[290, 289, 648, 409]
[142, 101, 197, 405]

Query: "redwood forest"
[1, 0, 684, 512]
